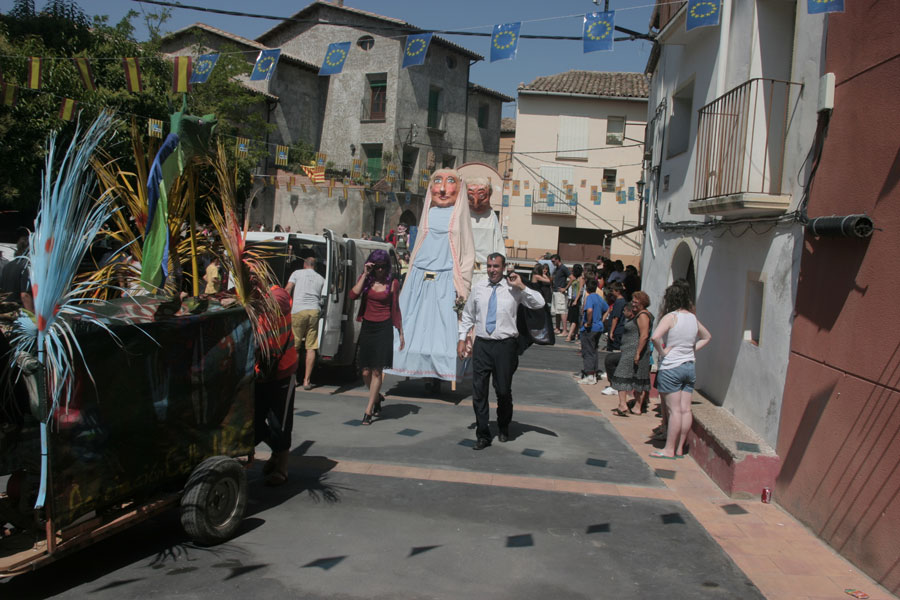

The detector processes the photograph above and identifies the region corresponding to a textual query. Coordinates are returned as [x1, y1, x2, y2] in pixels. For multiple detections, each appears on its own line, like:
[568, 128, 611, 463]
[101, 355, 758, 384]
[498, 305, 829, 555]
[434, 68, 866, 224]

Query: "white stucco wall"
[640, 1, 826, 446]
[506, 93, 647, 260]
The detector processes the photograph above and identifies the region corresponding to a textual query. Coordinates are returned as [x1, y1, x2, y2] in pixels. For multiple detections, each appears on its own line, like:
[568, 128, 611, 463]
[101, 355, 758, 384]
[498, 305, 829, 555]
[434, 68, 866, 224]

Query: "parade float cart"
[0, 296, 256, 576]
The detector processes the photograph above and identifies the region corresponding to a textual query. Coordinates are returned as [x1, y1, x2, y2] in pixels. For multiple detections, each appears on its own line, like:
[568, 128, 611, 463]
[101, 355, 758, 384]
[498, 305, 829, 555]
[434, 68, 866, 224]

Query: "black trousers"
[471, 337, 519, 442]
[254, 374, 296, 453]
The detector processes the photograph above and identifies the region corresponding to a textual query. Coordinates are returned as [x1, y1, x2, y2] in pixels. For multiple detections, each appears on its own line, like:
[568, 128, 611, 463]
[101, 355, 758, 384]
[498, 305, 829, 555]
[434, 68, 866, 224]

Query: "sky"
[2, 0, 656, 118]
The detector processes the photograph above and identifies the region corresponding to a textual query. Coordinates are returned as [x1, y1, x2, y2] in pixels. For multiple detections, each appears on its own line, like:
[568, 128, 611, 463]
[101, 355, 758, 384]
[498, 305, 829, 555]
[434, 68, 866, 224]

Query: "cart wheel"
[180, 456, 247, 545]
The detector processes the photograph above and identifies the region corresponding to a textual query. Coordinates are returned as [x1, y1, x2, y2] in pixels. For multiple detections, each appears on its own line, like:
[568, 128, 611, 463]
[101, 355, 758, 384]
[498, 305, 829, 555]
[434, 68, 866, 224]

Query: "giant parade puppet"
[458, 163, 505, 286]
[386, 169, 474, 393]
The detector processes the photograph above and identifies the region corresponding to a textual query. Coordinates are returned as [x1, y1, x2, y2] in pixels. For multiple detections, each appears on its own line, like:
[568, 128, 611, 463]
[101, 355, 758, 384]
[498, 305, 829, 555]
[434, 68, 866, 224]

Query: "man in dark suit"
[458, 253, 545, 450]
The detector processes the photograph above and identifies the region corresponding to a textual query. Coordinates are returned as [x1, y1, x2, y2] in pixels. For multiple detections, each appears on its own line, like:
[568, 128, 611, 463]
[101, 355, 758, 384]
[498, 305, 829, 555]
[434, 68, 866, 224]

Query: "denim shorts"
[656, 361, 696, 395]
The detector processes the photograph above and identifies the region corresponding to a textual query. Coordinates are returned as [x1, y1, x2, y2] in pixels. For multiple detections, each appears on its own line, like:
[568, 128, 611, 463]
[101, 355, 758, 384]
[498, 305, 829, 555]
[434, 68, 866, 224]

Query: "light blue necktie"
[486, 284, 498, 334]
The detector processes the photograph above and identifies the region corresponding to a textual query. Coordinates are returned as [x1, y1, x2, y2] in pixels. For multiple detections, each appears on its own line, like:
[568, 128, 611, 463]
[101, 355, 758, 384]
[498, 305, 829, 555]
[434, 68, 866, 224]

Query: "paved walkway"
[2, 344, 894, 599]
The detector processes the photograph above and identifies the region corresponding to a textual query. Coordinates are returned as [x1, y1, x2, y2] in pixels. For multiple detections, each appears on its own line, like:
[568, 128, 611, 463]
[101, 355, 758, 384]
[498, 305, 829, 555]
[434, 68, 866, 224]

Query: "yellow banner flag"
[58, 98, 77, 121]
[236, 138, 249, 157]
[72, 57, 96, 91]
[122, 57, 142, 92]
[26, 57, 41, 89]
[171, 56, 192, 93]
[1, 83, 18, 107]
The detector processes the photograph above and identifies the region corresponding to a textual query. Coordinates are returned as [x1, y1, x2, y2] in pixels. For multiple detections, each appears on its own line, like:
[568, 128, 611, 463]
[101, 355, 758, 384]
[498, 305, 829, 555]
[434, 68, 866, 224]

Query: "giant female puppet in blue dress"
[386, 169, 474, 390]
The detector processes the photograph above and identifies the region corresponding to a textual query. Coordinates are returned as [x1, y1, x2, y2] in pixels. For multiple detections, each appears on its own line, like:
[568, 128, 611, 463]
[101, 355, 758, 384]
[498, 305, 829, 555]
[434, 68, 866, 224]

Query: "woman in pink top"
[649, 282, 711, 458]
[349, 249, 405, 425]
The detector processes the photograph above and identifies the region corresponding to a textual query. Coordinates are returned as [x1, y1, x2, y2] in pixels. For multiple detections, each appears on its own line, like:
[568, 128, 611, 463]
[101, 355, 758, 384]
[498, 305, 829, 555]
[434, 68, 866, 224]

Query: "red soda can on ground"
[761, 487, 772, 503]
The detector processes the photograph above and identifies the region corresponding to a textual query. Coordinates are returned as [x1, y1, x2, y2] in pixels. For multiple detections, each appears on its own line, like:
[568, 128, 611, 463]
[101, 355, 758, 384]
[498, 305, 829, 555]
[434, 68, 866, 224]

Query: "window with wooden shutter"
[556, 116, 589, 160]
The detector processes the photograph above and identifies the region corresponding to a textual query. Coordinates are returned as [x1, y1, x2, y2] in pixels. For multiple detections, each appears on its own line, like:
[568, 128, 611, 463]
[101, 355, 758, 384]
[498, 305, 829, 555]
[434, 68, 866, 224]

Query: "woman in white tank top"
[649, 283, 711, 459]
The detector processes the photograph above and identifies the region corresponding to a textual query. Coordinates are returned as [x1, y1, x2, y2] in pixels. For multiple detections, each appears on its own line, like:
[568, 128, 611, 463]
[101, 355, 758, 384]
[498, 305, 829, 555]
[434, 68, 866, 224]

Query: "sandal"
[611, 408, 630, 417]
[649, 451, 676, 460]
[373, 394, 385, 416]
[362, 413, 373, 426]
[264, 469, 288, 486]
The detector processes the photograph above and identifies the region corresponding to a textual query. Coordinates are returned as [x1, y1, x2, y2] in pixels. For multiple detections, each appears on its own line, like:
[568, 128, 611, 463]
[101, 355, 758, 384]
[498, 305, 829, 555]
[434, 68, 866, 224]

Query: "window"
[363, 73, 387, 121]
[401, 145, 418, 190]
[446, 55, 457, 69]
[442, 154, 456, 169]
[556, 115, 589, 160]
[743, 273, 765, 345]
[363, 144, 382, 180]
[357, 35, 375, 51]
[602, 169, 617, 192]
[606, 116, 625, 145]
[478, 103, 490, 129]
[668, 81, 694, 157]
[427, 87, 442, 129]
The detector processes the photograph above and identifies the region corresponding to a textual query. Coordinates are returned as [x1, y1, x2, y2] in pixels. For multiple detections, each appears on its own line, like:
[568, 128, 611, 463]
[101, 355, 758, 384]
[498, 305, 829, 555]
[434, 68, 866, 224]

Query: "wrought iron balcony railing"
[693, 78, 802, 202]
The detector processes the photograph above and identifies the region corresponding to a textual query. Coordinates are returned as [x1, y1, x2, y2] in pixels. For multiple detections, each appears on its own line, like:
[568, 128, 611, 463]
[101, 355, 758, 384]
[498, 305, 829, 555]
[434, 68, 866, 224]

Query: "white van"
[244, 230, 399, 371]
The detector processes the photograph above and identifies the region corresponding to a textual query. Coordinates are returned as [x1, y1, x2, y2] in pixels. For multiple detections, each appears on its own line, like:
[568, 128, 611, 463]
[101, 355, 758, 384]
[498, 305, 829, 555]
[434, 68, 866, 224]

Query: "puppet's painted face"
[466, 184, 492, 213]
[431, 173, 459, 207]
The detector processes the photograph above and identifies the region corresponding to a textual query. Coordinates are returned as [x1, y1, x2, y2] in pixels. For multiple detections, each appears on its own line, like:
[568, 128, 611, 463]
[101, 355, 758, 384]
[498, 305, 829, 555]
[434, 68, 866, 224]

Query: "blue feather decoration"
[10, 111, 120, 414]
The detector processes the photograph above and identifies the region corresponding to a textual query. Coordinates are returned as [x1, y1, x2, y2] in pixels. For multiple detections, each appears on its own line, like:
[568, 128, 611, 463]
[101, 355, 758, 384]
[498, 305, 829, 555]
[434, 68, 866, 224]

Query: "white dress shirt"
[459, 277, 546, 341]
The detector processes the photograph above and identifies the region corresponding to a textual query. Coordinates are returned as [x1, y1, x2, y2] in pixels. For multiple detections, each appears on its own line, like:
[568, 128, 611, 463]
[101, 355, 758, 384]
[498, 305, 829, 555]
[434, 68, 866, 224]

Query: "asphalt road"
[1, 344, 764, 599]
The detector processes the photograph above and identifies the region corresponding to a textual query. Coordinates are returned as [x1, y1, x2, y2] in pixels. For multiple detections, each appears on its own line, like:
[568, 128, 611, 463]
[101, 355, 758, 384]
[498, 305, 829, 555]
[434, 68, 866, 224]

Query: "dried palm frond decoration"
[205, 141, 280, 365]
[79, 120, 213, 300]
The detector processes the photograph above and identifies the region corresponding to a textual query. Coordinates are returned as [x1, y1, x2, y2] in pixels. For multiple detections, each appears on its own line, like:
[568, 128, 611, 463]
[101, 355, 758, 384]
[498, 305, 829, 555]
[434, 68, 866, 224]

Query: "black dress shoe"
[472, 438, 492, 451]
[498, 429, 509, 443]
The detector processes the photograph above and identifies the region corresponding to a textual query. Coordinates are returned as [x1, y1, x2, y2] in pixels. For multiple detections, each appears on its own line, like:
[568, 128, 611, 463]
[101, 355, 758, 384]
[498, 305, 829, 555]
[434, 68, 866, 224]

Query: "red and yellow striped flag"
[148, 118, 163, 138]
[58, 98, 78, 121]
[26, 57, 42, 89]
[122, 57, 142, 92]
[171, 56, 192, 93]
[72, 57, 96, 91]
[1, 83, 17, 107]
[236, 137, 249, 157]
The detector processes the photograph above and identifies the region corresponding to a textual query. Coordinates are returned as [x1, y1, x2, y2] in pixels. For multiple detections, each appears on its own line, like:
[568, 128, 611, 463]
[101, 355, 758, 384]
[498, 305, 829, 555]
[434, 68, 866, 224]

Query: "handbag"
[517, 304, 556, 347]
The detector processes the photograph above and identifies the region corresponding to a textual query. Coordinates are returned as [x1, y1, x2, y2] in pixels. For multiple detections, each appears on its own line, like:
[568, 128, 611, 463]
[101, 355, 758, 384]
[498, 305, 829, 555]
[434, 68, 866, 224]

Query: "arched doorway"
[399, 209, 417, 228]
[670, 240, 696, 303]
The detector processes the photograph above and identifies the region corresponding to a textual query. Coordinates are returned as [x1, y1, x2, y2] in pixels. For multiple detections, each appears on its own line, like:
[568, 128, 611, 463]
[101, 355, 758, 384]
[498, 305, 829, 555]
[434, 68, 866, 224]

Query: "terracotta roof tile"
[257, 1, 483, 61]
[468, 83, 514, 103]
[519, 71, 650, 99]
[164, 23, 319, 72]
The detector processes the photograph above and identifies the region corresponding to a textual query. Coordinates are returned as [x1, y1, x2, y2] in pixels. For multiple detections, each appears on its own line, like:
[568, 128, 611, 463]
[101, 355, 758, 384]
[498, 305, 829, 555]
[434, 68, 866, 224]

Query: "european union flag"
[686, 0, 721, 31]
[319, 41, 351, 76]
[807, 0, 844, 13]
[491, 22, 521, 63]
[250, 49, 280, 81]
[191, 53, 219, 84]
[584, 12, 615, 53]
[402, 33, 432, 69]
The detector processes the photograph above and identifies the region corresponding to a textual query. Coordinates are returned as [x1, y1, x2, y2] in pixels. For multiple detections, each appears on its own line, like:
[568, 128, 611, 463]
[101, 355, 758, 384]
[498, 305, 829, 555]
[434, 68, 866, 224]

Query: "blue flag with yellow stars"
[250, 49, 280, 81]
[402, 33, 432, 68]
[807, 0, 844, 13]
[190, 53, 219, 84]
[584, 12, 615, 53]
[491, 22, 521, 62]
[320, 41, 351, 76]
[686, 0, 721, 31]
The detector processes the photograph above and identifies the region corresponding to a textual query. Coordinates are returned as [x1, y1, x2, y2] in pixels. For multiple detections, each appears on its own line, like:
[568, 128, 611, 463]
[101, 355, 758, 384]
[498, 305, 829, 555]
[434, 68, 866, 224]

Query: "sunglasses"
[373, 264, 387, 270]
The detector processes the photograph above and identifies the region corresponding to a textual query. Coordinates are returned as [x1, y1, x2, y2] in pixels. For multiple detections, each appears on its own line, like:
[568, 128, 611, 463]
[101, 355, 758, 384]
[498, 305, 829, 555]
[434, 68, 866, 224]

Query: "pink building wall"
[776, 3, 900, 594]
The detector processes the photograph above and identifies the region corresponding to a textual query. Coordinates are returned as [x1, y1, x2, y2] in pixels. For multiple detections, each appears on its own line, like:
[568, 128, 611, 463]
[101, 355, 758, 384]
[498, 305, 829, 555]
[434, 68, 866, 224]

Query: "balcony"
[691, 78, 803, 218]
[532, 195, 577, 217]
[427, 111, 447, 134]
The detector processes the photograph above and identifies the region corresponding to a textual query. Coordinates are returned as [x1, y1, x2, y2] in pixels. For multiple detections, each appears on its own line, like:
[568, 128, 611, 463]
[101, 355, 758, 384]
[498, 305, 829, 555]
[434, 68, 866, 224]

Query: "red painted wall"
[776, 2, 900, 594]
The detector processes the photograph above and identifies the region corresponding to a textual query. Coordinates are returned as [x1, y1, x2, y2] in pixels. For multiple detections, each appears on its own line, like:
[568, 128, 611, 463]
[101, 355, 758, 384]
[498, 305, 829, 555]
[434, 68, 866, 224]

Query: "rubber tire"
[180, 456, 247, 546]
